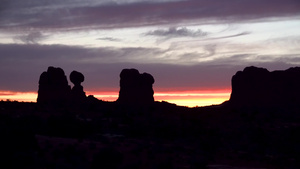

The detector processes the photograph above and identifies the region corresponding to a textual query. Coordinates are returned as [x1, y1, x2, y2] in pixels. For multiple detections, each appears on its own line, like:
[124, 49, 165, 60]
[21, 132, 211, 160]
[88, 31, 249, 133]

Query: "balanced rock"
[70, 70, 86, 102]
[37, 66, 71, 104]
[117, 68, 155, 104]
[229, 66, 300, 107]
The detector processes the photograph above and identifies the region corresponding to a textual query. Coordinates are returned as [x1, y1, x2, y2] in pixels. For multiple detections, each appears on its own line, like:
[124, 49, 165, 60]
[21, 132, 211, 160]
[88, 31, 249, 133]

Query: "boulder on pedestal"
[70, 70, 86, 102]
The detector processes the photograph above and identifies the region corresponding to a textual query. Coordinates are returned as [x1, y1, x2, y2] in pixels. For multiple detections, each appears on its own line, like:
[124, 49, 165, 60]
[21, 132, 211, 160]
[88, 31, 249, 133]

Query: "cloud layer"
[1, 0, 299, 31]
[0, 43, 297, 92]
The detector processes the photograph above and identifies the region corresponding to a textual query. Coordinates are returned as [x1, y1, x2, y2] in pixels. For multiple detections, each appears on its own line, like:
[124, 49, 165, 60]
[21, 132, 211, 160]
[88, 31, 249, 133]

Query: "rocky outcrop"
[37, 66, 71, 105]
[70, 70, 86, 102]
[229, 66, 300, 107]
[117, 68, 155, 104]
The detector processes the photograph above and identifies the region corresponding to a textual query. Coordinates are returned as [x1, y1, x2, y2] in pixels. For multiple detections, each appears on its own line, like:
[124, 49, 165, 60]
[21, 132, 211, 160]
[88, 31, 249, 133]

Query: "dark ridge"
[1, 66, 298, 168]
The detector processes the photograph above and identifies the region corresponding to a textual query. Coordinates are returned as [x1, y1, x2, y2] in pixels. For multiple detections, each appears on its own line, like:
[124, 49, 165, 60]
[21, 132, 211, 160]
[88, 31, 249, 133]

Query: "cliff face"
[229, 66, 300, 107]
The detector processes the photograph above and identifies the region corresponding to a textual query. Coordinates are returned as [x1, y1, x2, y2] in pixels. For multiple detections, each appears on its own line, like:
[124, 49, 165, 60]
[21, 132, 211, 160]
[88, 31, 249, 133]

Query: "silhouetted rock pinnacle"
[70, 70, 86, 102]
[117, 68, 155, 104]
[37, 66, 71, 105]
[229, 66, 300, 107]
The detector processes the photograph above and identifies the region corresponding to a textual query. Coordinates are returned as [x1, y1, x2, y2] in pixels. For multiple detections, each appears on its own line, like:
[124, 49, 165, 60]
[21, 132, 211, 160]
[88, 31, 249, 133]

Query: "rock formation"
[229, 66, 300, 107]
[37, 66, 71, 105]
[70, 70, 86, 102]
[117, 68, 155, 104]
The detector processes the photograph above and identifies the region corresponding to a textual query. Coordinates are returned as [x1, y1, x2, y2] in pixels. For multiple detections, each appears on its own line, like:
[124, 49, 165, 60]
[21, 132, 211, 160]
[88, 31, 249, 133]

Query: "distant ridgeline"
[37, 66, 155, 106]
[37, 66, 300, 108]
[229, 66, 300, 107]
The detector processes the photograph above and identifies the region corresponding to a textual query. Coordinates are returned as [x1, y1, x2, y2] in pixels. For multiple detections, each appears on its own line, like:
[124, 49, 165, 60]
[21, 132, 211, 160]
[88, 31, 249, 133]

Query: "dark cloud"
[0, 43, 298, 93]
[97, 37, 121, 42]
[170, 32, 251, 45]
[0, 43, 166, 92]
[208, 32, 251, 40]
[0, 44, 166, 64]
[14, 31, 48, 44]
[0, 0, 299, 31]
[145, 27, 208, 38]
[171, 45, 216, 64]
[0, 91, 16, 96]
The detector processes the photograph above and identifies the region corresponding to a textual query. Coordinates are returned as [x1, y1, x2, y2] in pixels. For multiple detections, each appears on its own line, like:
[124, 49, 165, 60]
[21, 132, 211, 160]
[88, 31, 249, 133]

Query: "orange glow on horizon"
[0, 91, 37, 102]
[0, 89, 231, 107]
[154, 89, 231, 107]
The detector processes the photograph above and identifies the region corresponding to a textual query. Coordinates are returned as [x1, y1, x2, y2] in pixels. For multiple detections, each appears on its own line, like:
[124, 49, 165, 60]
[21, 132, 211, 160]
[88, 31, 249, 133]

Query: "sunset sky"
[0, 0, 300, 107]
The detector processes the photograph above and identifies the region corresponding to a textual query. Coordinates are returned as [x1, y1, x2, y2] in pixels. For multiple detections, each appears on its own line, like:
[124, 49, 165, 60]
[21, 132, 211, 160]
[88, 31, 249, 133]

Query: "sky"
[0, 0, 300, 107]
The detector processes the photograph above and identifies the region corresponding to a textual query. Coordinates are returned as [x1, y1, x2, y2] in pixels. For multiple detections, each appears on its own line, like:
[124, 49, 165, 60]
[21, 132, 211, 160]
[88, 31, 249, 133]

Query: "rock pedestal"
[117, 68, 155, 104]
[37, 66, 71, 105]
